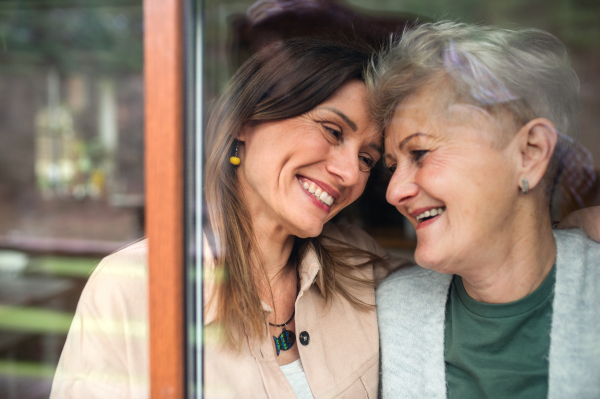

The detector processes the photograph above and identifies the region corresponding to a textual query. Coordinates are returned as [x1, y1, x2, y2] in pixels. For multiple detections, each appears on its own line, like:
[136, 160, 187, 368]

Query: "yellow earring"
[229, 140, 241, 166]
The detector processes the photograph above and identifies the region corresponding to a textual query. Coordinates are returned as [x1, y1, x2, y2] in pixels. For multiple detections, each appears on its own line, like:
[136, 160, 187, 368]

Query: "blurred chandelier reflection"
[34, 69, 113, 201]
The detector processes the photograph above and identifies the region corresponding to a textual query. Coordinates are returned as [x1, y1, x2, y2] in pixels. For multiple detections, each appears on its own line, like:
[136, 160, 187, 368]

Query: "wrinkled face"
[384, 86, 520, 273]
[238, 80, 382, 238]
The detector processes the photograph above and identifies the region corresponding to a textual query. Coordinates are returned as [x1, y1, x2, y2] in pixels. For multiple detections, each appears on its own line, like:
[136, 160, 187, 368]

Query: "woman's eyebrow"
[369, 143, 383, 155]
[318, 106, 358, 131]
[399, 132, 429, 150]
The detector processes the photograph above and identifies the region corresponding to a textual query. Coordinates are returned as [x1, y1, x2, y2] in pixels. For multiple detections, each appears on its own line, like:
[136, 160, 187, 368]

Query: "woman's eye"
[387, 164, 397, 174]
[410, 150, 428, 162]
[324, 125, 342, 140]
[359, 155, 376, 171]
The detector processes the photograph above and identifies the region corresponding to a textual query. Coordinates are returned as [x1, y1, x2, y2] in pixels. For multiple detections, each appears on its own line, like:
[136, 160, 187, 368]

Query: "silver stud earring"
[521, 178, 529, 194]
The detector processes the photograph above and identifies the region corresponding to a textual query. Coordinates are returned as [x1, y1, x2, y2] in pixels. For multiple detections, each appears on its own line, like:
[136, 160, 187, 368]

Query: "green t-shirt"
[445, 265, 556, 399]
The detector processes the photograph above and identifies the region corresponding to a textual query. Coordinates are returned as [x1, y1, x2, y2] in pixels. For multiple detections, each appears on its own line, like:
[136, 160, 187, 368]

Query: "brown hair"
[204, 38, 387, 348]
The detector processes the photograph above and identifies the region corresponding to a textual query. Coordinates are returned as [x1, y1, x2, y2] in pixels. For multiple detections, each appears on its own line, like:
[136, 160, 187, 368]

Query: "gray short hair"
[367, 21, 581, 139]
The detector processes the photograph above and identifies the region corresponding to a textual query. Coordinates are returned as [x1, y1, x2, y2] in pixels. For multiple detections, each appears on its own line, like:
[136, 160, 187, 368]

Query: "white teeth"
[299, 178, 335, 207]
[416, 207, 445, 221]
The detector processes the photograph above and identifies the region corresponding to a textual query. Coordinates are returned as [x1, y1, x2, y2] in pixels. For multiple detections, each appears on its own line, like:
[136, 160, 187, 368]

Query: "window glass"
[0, 1, 143, 398]
[197, 0, 599, 396]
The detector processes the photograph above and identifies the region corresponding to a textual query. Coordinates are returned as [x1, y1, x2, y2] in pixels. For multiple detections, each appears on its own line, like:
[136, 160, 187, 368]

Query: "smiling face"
[238, 80, 382, 239]
[384, 85, 523, 274]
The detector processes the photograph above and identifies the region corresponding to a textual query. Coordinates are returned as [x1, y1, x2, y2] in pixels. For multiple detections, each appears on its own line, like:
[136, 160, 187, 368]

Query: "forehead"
[322, 80, 382, 143]
[384, 86, 498, 149]
[325, 79, 367, 102]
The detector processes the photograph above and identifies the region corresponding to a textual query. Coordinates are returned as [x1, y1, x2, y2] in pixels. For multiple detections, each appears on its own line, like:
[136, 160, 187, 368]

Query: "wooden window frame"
[144, 0, 185, 397]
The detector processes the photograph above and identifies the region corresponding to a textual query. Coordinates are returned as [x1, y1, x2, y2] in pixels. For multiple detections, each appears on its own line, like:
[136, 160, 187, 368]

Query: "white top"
[280, 359, 315, 399]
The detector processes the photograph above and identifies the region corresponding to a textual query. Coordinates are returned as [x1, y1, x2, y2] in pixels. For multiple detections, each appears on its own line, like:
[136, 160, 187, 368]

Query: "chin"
[414, 251, 434, 270]
[415, 245, 462, 275]
[414, 244, 444, 272]
[292, 220, 325, 239]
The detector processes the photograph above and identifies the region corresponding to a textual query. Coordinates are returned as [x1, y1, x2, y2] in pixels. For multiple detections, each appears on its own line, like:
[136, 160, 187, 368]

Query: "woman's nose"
[327, 149, 360, 187]
[386, 168, 419, 207]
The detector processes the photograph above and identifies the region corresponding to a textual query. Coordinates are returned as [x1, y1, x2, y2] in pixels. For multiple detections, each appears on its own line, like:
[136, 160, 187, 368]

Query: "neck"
[236, 173, 300, 320]
[251, 214, 298, 317]
[255, 224, 296, 282]
[461, 200, 557, 304]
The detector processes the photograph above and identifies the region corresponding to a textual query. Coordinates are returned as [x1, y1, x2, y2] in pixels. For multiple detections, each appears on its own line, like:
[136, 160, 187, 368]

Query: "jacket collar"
[203, 239, 325, 326]
[298, 243, 325, 295]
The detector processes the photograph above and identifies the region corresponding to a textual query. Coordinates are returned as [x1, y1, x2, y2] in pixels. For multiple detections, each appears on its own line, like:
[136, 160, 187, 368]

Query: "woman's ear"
[238, 120, 259, 142]
[238, 124, 249, 142]
[514, 118, 558, 192]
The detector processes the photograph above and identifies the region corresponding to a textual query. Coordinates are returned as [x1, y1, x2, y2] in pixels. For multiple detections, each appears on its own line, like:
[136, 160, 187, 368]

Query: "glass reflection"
[0, 2, 143, 398]
[199, 0, 600, 398]
[5, 0, 594, 397]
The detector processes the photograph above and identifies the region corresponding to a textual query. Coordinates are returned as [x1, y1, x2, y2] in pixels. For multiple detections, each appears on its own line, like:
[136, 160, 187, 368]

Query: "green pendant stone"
[273, 329, 296, 355]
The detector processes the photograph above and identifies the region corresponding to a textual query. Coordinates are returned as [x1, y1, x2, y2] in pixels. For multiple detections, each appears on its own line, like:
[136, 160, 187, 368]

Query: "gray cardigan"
[377, 229, 600, 399]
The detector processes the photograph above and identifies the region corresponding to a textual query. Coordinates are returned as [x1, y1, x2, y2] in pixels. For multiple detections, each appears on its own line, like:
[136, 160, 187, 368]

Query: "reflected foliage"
[0, 0, 143, 75]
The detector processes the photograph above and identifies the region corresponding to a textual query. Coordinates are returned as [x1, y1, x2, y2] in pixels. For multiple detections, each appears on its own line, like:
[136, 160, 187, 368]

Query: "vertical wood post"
[144, 0, 184, 397]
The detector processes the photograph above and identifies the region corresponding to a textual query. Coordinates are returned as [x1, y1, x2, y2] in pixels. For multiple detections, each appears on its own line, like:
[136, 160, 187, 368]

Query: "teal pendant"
[273, 327, 296, 356]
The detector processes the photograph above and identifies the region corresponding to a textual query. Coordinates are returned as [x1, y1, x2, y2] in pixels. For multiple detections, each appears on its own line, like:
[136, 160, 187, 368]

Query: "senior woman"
[50, 38, 407, 399]
[370, 22, 600, 398]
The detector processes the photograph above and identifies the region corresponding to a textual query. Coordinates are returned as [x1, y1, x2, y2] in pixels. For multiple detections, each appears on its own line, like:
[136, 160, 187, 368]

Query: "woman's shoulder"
[377, 265, 452, 303]
[554, 229, 600, 270]
[379, 264, 442, 288]
[554, 228, 600, 290]
[78, 238, 148, 317]
[90, 238, 148, 280]
[554, 228, 600, 251]
[101, 238, 148, 269]
[50, 239, 149, 398]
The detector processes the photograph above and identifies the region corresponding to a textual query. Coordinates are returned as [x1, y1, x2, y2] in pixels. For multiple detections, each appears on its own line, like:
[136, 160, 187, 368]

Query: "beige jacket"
[50, 239, 150, 399]
[50, 223, 408, 399]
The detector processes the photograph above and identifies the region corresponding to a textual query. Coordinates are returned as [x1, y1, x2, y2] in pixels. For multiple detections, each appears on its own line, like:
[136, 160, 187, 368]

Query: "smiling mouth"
[297, 177, 335, 206]
[415, 207, 445, 223]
